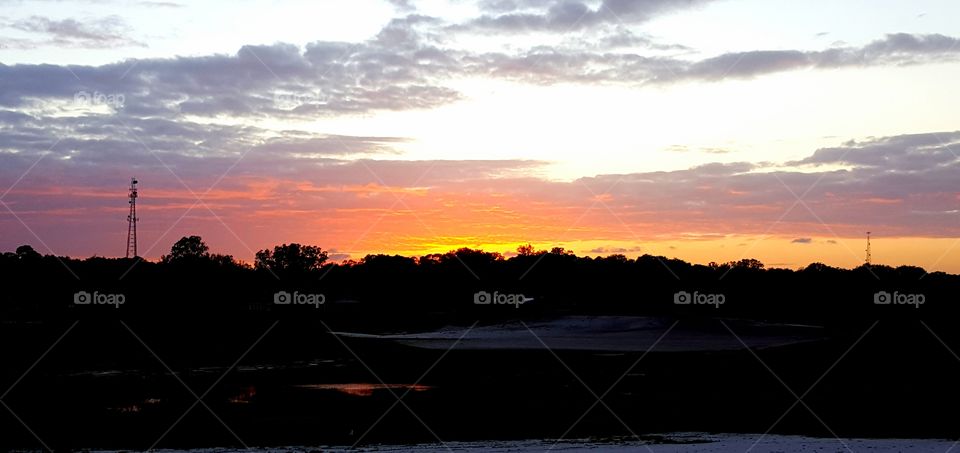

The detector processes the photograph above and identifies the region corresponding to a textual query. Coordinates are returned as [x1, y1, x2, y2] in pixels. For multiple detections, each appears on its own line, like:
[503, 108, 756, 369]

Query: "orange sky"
[0, 1, 958, 274]
[4, 175, 956, 273]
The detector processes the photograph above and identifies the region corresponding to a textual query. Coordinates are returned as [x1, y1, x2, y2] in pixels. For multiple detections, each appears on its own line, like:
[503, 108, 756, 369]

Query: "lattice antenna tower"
[126, 177, 139, 258]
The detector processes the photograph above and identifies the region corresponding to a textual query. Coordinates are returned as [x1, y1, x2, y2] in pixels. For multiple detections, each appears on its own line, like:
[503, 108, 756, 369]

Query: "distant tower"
[865, 231, 872, 266]
[126, 178, 139, 258]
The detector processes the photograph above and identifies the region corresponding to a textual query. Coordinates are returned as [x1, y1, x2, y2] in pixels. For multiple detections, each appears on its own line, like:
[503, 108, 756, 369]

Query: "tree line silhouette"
[1, 236, 957, 323]
[3, 237, 960, 448]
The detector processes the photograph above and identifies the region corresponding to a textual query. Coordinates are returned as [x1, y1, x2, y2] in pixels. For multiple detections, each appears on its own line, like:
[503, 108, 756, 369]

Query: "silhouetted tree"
[161, 236, 210, 263]
[255, 243, 327, 273]
[15, 245, 41, 261]
[727, 258, 764, 270]
[803, 262, 836, 273]
[517, 243, 538, 256]
[604, 254, 628, 263]
[450, 248, 503, 262]
[209, 253, 245, 269]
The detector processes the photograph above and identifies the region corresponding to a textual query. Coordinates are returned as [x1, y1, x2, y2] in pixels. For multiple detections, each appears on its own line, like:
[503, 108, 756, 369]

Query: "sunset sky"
[1, 0, 958, 271]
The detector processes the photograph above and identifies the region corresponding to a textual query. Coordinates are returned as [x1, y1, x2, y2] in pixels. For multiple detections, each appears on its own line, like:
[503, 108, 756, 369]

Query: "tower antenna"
[126, 177, 139, 258]
[865, 231, 871, 266]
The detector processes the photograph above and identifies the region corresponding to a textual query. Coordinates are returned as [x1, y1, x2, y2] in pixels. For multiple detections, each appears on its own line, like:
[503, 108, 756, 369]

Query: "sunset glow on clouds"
[1, 0, 958, 271]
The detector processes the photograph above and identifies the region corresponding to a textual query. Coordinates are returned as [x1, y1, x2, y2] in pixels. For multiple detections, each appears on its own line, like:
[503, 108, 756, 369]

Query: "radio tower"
[126, 177, 139, 258]
[865, 231, 872, 266]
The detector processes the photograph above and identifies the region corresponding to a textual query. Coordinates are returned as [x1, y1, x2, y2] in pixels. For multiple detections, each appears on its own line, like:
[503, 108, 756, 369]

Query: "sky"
[0, 0, 958, 272]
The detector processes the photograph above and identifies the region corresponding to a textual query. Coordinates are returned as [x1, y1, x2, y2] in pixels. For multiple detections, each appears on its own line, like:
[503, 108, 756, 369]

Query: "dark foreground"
[2, 316, 959, 450]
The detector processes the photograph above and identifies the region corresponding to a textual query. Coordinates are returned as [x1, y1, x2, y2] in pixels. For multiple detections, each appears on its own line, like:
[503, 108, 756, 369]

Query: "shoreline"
[97, 433, 960, 452]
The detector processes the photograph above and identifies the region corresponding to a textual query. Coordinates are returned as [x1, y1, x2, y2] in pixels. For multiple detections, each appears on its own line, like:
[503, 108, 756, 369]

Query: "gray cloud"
[0, 34, 463, 118]
[386, 0, 416, 12]
[0, 29, 956, 123]
[566, 131, 960, 237]
[589, 245, 643, 254]
[4, 107, 955, 241]
[793, 132, 960, 170]
[462, 0, 717, 33]
[680, 33, 960, 81]
[4, 15, 144, 48]
[471, 33, 960, 85]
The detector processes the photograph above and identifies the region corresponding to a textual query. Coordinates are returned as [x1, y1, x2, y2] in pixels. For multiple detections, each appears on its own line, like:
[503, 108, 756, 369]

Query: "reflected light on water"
[295, 383, 433, 397]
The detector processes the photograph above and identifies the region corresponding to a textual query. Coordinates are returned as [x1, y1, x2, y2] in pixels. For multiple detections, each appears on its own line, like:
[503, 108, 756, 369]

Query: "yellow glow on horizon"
[333, 236, 960, 274]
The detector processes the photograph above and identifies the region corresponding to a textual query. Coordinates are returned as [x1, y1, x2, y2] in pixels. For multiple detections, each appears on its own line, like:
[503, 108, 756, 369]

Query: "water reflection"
[295, 383, 432, 397]
[228, 385, 257, 404]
